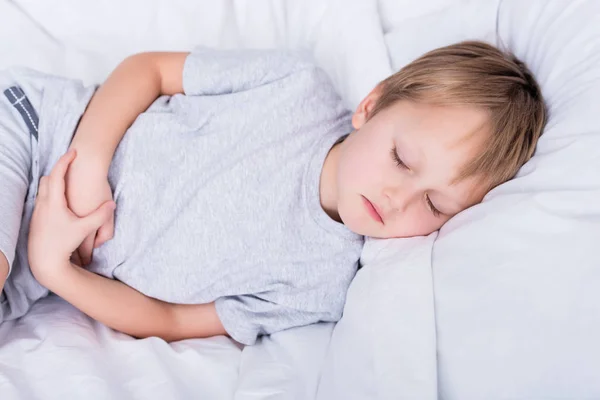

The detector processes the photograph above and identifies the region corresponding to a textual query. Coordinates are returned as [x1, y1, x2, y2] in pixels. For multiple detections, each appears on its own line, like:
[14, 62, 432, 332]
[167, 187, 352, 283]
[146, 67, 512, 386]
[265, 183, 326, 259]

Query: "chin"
[337, 210, 363, 235]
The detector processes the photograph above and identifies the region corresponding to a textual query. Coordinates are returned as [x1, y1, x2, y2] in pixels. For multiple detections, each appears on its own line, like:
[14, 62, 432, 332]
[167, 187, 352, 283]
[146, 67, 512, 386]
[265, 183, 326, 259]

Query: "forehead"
[384, 100, 490, 145]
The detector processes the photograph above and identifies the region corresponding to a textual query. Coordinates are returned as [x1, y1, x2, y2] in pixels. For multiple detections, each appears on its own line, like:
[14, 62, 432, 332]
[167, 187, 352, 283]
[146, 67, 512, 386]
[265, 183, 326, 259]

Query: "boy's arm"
[43, 263, 227, 342]
[66, 52, 189, 265]
[69, 52, 189, 175]
[29, 150, 227, 343]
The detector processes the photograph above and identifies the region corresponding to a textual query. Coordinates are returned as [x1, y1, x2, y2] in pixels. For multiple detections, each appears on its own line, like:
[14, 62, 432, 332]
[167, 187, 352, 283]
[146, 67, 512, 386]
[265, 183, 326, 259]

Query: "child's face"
[332, 90, 490, 239]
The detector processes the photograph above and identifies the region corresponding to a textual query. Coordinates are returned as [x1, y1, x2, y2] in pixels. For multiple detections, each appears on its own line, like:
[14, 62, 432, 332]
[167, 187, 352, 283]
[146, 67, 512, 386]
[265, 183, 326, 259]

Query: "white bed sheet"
[0, 296, 242, 399]
[0, 0, 391, 398]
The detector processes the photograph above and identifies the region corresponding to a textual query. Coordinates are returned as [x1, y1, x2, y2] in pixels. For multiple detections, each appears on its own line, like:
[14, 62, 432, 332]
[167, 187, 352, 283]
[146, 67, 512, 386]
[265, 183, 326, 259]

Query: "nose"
[383, 185, 413, 213]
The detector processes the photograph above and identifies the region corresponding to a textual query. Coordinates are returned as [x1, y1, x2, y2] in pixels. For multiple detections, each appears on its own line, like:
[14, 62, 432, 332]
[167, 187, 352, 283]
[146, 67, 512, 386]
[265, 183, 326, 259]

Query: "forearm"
[69, 55, 163, 174]
[45, 263, 175, 339]
[42, 263, 224, 342]
[69, 52, 188, 175]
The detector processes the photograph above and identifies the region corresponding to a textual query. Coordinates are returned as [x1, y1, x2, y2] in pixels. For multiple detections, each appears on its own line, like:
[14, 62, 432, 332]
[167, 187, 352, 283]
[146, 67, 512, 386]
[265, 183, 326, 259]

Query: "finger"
[94, 216, 115, 248]
[78, 201, 116, 239]
[37, 176, 50, 198]
[79, 234, 96, 266]
[49, 148, 77, 200]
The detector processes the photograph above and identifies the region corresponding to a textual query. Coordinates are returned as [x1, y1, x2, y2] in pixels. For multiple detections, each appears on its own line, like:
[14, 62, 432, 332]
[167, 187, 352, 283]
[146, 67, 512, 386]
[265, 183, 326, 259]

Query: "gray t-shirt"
[1, 48, 365, 345]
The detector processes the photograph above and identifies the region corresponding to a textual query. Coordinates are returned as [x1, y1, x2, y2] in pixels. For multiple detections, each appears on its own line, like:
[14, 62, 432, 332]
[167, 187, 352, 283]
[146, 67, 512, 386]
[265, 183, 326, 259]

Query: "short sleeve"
[0, 113, 31, 273]
[214, 294, 339, 346]
[182, 46, 314, 96]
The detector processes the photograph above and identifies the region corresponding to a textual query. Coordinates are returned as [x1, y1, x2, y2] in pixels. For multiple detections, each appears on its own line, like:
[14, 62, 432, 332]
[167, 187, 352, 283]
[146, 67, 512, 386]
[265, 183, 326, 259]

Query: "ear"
[352, 84, 382, 129]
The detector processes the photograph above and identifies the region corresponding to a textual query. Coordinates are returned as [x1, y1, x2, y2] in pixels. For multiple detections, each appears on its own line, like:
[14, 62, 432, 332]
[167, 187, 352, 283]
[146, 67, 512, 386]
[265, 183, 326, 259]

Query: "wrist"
[65, 147, 110, 181]
[32, 259, 75, 291]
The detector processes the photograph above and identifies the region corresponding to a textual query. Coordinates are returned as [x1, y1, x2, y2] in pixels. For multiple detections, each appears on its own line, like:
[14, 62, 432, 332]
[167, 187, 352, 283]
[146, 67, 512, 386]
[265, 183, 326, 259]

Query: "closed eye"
[390, 146, 408, 169]
[426, 194, 442, 218]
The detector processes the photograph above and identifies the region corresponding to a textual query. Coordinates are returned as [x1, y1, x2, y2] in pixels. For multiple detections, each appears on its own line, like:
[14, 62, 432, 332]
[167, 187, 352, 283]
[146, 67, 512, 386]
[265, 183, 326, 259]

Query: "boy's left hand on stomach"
[28, 149, 116, 288]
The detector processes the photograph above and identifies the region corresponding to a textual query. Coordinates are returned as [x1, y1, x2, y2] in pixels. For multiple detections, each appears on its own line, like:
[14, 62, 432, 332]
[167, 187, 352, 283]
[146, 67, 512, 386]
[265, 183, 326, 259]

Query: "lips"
[362, 195, 384, 224]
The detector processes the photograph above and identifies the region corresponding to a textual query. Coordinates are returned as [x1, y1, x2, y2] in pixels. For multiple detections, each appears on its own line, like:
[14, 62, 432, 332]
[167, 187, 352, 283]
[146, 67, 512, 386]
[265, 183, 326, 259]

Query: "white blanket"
[0, 296, 242, 399]
[0, 0, 392, 398]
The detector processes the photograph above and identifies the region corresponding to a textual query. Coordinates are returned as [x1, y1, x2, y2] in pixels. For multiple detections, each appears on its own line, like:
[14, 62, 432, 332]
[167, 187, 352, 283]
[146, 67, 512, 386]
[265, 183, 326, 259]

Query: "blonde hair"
[371, 40, 547, 192]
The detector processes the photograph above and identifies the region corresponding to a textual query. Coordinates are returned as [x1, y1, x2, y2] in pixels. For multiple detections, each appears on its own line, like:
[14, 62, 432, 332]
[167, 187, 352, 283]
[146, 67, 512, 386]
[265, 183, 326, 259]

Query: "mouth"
[362, 195, 384, 224]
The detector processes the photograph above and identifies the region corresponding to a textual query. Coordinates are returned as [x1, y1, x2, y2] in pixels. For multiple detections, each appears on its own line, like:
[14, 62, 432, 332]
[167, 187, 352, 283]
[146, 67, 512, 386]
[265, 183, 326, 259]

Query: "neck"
[319, 138, 344, 223]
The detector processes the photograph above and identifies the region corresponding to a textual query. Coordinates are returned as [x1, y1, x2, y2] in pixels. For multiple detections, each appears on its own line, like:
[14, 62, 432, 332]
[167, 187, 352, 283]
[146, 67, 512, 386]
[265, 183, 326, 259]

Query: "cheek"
[338, 135, 388, 190]
[338, 159, 372, 190]
[337, 149, 373, 190]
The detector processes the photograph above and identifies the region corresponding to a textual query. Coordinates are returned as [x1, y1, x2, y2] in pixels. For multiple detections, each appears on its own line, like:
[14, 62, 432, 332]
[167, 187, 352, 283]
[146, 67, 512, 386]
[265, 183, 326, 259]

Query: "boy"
[1, 42, 546, 345]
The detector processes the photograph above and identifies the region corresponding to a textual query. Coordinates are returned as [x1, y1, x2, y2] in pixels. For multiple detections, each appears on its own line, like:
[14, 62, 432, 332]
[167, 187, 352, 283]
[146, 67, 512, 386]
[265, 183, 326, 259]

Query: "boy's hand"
[65, 154, 115, 266]
[28, 149, 116, 286]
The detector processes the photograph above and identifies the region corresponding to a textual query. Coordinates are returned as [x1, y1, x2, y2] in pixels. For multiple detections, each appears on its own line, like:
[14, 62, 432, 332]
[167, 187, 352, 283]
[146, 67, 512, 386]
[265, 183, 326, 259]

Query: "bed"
[1, 0, 599, 399]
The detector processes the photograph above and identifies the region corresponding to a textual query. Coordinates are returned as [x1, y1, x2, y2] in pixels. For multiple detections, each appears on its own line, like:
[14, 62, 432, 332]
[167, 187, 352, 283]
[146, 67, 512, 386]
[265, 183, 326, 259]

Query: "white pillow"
[318, 0, 600, 398]
[317, 235, 439, 400]
[376, 0, 467, 34]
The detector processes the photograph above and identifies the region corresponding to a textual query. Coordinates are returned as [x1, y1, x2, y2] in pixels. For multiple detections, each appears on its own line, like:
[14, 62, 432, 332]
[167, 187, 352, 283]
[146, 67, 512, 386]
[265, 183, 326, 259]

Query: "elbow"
[120, 53, 162, 81]
[129, 331, 180, 343]
[123, 52, 155, 65]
